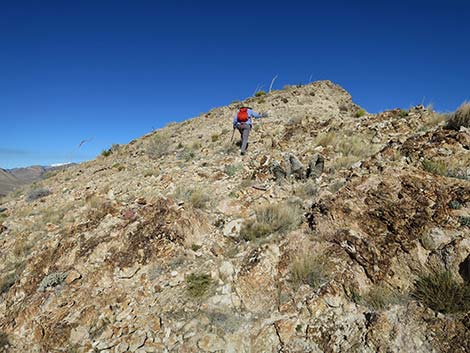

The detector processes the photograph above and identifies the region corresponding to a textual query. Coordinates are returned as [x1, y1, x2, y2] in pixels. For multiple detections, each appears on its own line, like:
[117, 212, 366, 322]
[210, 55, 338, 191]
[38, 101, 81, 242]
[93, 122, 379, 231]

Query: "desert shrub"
[112, 163, 125, 171]
[449, 200, 462, 209]
[186, 273, 212, 298]
[360, 286, 402, 311]
[89, 317, 111, 340]
[421, 159, 447, 176]
[191, 244, 202, 252]
[423, 113, 447, 129]
[143, 169, 159, 177]
[413, 270, 470, 314]
[336, 136, 371, 158]
[0, 332, 9, 350]
[0, 272, 17, 295]
[26, 188, 51, 202]
[290, 254, 328, 289]
[445, 101, 470, 130]
[178, 147, 196, 162]
[43, 169, 59, 179]
[398, 109, 408, 118]
[328, 179, 346, 194]
[331, 155, 360, 170]
[240, 202, 302, 241]
[315, 132, 338, 147]
[147, 132, 171, 159]
[459, 216, 470, 227]
[189, 188, 211, 209]
[42, 206, 66, 225]
[319, 134, 378, 170]
[219, 142, 238, 155]
[294, 181, 318, 199]
[101, 148, 112, 157]
[38, 272, 68, 292]
[173, 186, 211, 209]
[255, 91, 266, 97]
[355, 109, 366, 118]
[224, 163, 243, 177]
[211, 134, 219, 142]
[1, 261, 26, 295]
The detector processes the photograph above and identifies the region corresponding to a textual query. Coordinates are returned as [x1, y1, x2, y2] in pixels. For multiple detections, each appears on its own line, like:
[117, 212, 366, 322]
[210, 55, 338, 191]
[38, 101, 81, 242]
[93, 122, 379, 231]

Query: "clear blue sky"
[1, 0, 469, 168]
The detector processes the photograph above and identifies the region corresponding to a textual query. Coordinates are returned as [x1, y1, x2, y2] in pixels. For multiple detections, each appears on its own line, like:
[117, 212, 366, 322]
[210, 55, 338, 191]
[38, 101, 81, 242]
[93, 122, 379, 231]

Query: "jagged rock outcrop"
[0, 81, 468, 352]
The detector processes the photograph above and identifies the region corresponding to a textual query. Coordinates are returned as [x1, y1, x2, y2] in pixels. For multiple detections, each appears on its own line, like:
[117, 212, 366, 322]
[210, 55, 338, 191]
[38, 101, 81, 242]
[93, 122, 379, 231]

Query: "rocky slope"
[0, 81, 469, 352]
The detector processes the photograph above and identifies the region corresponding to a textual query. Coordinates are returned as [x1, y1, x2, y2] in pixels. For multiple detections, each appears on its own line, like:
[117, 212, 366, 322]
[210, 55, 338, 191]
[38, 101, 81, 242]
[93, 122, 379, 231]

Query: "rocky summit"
[0, 81, 469, 353]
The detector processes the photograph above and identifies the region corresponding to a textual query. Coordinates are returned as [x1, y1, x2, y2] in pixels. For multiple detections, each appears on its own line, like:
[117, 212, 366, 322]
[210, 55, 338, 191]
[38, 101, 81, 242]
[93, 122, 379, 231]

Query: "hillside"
[0, 81, 469, 352]
[0, 166, 72, 198]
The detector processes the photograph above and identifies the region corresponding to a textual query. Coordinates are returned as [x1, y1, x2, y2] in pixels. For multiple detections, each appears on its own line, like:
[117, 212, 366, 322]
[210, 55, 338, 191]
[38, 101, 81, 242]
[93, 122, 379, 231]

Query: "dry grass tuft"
[240, 202, 302, 241]
[290, 254, 329, 289]
[421, 159, 447, 176]
[359, 285, 403, 311]
[186, 273, 212, 298]
[147, 132, 172, 159]
[413, 270, 470, 314]
[446, 101, 470, 130]
[173, 186, 211, 209]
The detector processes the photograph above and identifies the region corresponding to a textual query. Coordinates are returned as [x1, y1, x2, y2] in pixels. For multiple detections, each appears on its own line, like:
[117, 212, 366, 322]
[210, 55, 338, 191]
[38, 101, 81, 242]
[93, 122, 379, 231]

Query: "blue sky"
[1, 0, 469, 168]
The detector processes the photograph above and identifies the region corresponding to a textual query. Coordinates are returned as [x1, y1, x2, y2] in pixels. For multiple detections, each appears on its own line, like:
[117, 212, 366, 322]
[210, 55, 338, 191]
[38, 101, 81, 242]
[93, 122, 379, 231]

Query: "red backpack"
[237, 108, 249, 122]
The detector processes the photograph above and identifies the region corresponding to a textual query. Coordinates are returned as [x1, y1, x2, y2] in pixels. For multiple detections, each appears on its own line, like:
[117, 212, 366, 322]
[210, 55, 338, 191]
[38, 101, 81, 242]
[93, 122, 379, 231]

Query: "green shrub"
[290, 255, 328, 289]
[355, 109, 366, 118]
[186, 273, 212, 298]
[101, 148, 112, 157]
[255, 91, 266, 97]
[211, 134, 219, 142]
[449, 200, 462, 209]
[446, 101, 470, 130]
[240, 202, 302, 241]
[399, 109, 409, 118]
[191, 244, 202, 251]
[112, 163, 125, 171]
[459, 216, 470, 227]
[421, 159, 447, 175]
[38, 272, 68, 292]
[413, 270, 470, 314]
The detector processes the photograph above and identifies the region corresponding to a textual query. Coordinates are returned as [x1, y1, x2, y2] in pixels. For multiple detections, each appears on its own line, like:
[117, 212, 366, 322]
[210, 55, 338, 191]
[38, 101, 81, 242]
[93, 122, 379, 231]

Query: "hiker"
[233, 107, 262, 155]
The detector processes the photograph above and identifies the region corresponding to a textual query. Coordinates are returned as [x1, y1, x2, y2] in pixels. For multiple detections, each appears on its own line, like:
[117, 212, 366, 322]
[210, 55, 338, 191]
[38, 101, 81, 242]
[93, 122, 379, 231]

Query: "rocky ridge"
[0, 81, 469, 352]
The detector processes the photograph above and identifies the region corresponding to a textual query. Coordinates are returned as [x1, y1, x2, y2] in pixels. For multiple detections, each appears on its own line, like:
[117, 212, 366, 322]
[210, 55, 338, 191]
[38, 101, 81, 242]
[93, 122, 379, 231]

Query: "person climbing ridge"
[232, 106, 262, 155]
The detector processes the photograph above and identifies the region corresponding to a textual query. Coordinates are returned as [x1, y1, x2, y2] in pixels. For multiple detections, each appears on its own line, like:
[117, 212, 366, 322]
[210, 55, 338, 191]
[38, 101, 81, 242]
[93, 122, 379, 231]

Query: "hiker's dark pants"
[237, 124, 251, 153]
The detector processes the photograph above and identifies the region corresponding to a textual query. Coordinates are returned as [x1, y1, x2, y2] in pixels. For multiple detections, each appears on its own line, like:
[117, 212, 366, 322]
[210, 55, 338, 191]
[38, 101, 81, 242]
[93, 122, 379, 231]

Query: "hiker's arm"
[249, 109, 261, 119]
[233, 115, 238, 128]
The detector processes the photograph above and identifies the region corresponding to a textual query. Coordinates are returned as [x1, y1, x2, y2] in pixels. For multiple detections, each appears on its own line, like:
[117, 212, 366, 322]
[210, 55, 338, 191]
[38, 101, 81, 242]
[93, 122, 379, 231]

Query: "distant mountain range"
[0, 164, 74, 197]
